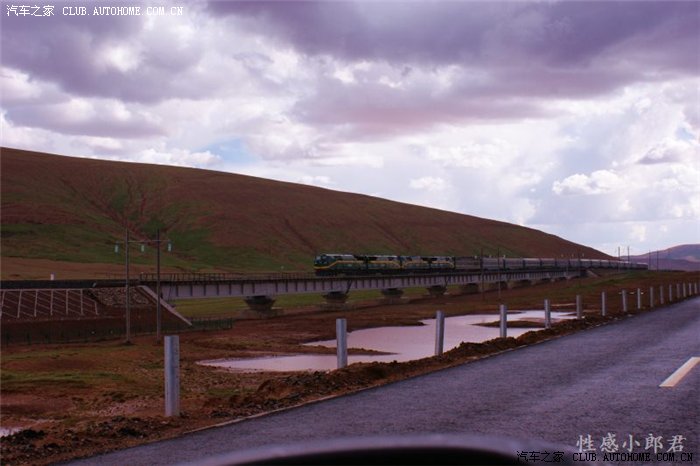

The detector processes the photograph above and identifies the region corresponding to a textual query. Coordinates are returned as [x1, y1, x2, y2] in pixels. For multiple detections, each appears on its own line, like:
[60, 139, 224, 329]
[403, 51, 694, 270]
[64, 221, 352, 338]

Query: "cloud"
[409, 176, 450, 192]
[630, 224, 647, 243]
[136, 147, 222, 168]
[1, 2, 219, 104]
[207, 2, 698, 71]
[298, 175, 333, 186]
[6, 96, 165, 138]
[199, 2, 699, 145]
[552, 170, 622, 196]
[425, 139, 513, 169]
[638, 138, 698, 165]
[291, 68, 554, 141]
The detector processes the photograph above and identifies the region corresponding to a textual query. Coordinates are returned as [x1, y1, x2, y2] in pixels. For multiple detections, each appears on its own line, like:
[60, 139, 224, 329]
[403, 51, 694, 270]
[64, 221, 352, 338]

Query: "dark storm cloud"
[291, 75, 553, 139]
[206, 1, 699, 138]
[206, 1, 699, 72]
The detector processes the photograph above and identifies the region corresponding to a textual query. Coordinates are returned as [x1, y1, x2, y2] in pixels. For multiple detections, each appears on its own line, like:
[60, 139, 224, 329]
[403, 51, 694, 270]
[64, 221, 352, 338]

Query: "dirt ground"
[0, 257, 195, 280]
[1, 271, 697, 465]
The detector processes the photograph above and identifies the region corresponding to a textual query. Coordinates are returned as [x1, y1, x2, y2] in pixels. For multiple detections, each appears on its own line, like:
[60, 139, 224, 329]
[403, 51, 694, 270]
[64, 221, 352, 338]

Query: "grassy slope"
[1, 147, 610, 277]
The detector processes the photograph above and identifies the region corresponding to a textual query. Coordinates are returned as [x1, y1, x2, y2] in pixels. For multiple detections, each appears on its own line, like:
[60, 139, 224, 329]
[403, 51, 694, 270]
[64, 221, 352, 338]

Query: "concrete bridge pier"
[509, 279, 532, 289]
[480, 282, 501, 292]
[321, 291, 349, 311]
[243, 295, 277, 315]
[381, 288, 404, 304]
[458, 283, 480, 294]
[426, 285, 447, 298]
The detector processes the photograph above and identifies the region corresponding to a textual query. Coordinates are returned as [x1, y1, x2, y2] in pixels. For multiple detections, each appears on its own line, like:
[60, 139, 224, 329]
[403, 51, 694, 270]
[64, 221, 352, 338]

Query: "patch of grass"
[107, 181, 130, 213]
[1, 370, 126, 391]
[1, 344, 150, 363]
[0, 222, 280, 273]
[2, 223, 126, 264]
[174, 298, 248, 317]
[1, 349, 73, 362]
[163, 229, 289, 272]
[139, 361, 163, 370]
[205, 387, 251, 398]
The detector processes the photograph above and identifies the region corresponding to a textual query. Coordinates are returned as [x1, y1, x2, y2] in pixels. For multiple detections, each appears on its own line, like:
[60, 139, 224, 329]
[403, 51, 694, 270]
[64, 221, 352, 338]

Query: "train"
[313, 253, 648, 276]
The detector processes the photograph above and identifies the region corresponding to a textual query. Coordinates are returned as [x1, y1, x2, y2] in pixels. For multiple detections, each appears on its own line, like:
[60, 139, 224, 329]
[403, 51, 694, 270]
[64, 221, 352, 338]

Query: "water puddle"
[200, 311, 575, 372]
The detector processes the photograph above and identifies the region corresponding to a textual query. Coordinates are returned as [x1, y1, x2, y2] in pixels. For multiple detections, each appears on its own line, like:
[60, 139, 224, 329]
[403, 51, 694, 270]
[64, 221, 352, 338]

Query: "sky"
[1, 0, 699, 257]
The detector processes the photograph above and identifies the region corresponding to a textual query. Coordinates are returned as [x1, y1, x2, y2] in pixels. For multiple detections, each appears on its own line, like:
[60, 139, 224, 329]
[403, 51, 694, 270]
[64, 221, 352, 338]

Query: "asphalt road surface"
[65, 298, 699, 465]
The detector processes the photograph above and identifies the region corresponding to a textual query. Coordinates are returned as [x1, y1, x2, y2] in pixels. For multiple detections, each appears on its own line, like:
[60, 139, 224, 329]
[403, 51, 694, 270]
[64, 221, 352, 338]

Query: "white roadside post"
[576, 295, 583, 319]
[636, 288, 642, 310]
[544, 299, 551, 329]
[622, 290, 628, 313]
[659, 286, 664, 305]
[435, 310, 445, 356]
[601, 291, 607, 317]
[164, 335, 180, 417]
[336, 318, 348, 369]
[649, 286, 654, 308]
[669, 284, 673, 302]
[499, 304, 507, 339]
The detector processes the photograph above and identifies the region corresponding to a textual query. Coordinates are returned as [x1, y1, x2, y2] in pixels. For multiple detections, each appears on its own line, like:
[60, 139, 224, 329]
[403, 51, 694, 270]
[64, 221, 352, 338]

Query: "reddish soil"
[0, 257, 189, 280]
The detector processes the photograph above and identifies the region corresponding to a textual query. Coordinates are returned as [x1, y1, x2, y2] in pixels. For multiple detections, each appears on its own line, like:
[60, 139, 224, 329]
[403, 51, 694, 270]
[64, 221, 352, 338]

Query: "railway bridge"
[135, 268, 581, 312]
[1, 268, 581, 320]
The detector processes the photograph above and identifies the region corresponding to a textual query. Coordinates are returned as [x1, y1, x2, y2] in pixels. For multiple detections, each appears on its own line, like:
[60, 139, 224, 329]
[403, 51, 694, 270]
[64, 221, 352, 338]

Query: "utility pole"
[116, 228, 171, 344]
[125, 228, 131, 344]
[156, 228, 162, 342]
[480, 248, 484, 301]
[578, 250, 582, 271]
[497, 246, 501, 301]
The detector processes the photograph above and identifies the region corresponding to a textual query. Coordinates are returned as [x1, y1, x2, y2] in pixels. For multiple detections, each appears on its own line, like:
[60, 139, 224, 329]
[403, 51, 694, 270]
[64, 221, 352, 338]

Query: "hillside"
[630, 244, 700, 271]
[1, 147, 610, 279]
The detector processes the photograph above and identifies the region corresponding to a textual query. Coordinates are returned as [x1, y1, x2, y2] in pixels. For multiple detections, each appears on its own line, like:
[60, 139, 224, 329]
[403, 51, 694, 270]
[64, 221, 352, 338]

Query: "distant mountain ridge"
[1, 147, 611, 278]
[629, 244, 700, 271]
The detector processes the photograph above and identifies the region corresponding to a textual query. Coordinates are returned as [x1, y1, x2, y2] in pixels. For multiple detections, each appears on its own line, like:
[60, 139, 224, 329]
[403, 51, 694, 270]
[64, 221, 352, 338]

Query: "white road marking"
[660, 357, 700, 387]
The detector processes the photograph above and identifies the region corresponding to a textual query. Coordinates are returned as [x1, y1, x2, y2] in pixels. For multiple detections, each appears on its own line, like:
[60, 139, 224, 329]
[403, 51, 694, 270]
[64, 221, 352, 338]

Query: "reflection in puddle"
[200, 311, 575, 372]
[0, 427, 23, 437]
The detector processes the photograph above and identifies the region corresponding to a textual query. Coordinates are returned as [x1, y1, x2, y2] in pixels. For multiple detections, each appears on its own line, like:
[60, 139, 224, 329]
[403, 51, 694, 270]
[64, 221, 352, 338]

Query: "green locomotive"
[313, 254, 455, 276]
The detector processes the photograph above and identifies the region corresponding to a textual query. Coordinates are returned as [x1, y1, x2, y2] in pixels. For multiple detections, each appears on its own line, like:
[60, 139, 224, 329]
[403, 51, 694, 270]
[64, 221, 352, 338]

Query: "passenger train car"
[313, 253, 647, 276]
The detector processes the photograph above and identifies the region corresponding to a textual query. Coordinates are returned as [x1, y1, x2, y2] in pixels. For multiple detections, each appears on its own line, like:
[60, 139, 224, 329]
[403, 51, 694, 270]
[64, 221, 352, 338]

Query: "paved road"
[66, 299, 699, 465]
